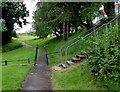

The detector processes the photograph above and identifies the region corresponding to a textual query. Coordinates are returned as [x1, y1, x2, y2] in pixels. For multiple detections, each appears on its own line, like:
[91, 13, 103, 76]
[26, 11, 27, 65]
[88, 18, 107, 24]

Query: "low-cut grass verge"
[2, 65, 32, 90]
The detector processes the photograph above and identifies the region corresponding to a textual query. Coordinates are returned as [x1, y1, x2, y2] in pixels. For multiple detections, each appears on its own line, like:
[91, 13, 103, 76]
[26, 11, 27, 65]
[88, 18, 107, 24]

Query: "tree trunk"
[63, 22, 68, 40]
[81, 19, 93, 30]
[74, 22, 78, 32]
[104, 2, 115, 21]
[54, 27, 60, 38]
[2, 20, 13, 45]
[59, 23, 63, 37]
[67, 22, 70, 37]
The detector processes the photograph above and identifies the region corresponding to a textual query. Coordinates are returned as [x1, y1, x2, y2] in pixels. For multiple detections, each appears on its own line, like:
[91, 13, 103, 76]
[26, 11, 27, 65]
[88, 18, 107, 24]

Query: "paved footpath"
[19, 41, 35, 48]
[22, 49, 53, 90]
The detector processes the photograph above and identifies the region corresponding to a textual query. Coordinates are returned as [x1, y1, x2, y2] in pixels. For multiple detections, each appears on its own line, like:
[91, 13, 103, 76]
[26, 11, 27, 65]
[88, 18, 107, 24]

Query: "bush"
[2, 40, 23, 52]
[87, 20, 120, 90]
[12, 31, 18, 38]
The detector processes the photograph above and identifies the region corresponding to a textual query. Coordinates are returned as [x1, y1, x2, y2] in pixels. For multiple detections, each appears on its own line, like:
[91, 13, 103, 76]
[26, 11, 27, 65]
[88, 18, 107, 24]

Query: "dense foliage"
[2, 2, 29, 45]
[87, 17, 120, 90]
[2, 40, 23, 52]
[33, 2, 103, 40]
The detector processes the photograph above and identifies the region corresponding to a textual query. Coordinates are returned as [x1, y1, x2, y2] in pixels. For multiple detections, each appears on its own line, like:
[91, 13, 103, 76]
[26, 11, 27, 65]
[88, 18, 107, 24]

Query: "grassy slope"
[2, 35, 40, 90]
[17, 35, 37, 41]
[53, 63, 107, 90]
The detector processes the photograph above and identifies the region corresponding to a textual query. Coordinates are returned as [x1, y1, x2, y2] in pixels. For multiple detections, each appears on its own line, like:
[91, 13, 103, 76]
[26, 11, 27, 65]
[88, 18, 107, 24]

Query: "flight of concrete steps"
[54, 48, 92, 71]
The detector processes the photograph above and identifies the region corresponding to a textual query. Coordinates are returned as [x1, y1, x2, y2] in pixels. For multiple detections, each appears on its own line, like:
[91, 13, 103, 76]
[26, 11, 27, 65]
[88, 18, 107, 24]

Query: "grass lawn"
[53, 62, 108, 90]
[2, 35, 41, 90]
[17, 35, 38, 41]
[2, 65, 32, 90]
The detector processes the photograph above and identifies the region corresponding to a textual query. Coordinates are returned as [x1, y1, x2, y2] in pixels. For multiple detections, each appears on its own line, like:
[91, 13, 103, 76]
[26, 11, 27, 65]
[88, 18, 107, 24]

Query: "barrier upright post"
[34, 44, 38, 66]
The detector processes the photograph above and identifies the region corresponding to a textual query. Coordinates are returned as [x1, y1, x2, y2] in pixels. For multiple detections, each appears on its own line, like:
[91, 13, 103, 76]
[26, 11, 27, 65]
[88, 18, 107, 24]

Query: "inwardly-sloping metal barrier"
[65, 15, 120, 61]
[0, 58, 30, 66]
[60, 17, 110, 57]
[34, 44, 39, 65]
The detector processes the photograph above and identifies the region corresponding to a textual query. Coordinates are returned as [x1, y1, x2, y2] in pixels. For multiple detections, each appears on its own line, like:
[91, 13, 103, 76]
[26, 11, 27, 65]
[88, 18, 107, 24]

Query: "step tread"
[86, 48, 92, 50]
[54, 66, 62, 71]
[71, 57, 81, 62]
[66, 61, 75, 65]
[80, 51, 87, 55]
[76, 55, 86, 59]
[61, 63, 67, 68]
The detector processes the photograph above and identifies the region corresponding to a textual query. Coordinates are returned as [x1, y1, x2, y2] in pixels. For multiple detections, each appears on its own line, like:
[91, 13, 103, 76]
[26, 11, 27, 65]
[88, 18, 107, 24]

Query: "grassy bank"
[53, 62, 108, 90]
[2, 35, 40, 90]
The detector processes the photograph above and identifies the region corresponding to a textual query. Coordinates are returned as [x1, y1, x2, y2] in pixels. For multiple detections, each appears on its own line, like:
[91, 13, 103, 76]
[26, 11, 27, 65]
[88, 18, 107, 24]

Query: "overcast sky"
[15, 0, 38, 33]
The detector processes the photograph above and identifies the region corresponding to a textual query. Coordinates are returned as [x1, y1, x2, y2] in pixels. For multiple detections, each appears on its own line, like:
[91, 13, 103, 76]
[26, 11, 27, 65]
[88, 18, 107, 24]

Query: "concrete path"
[22, 49, 53, 90]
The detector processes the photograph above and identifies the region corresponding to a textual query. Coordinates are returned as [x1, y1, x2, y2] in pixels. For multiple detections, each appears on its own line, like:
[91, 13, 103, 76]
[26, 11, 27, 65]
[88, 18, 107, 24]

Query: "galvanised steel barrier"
[65, 15, 119, 61]
[0, 58, 30, 66]
[34, 44, 38, 66]
[60, 17, 110, 57]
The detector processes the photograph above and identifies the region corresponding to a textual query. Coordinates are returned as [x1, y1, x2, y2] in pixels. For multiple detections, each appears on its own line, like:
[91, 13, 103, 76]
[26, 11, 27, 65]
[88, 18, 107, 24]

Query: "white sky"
[15, 0, 38, 33]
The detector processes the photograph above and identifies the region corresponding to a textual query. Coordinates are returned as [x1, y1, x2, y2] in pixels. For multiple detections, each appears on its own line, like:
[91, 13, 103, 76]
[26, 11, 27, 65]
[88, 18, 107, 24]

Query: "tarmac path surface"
[22, 49, 53, 90]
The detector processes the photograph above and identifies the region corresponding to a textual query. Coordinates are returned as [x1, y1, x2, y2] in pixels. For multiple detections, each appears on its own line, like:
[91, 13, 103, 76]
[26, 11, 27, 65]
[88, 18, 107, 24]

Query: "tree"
[2, 2, 29, 45]
[104, 2, 115, 21]
[33, 2, 102, 40]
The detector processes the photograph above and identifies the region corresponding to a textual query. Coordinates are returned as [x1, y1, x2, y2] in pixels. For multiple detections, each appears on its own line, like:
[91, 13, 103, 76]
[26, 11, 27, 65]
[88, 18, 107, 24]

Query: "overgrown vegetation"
[87, 20, 120, 90]
[1, 2, 29, 45]
[2, 39, 23, 52]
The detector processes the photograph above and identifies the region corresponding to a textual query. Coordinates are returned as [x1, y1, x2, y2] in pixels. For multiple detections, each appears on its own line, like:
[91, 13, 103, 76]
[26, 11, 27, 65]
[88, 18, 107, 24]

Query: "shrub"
[87, 20, 120, 90]
[2, 40, 23, 52]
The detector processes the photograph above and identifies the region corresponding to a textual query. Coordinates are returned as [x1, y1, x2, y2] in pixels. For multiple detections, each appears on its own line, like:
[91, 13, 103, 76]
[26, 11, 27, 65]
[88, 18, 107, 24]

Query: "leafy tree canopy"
[2, 2, 29, 45]
[33, 2, 104, 39]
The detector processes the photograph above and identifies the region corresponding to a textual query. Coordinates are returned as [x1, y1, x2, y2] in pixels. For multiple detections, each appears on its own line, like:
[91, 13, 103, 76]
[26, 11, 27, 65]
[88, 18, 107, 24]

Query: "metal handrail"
[60, 17, 110, 56]
[65, 15, 119, 61]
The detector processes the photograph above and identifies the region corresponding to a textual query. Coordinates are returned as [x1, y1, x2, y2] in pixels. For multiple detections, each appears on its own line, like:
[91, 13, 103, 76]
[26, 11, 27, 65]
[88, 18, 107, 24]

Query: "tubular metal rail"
[60, 17, 111, 57]
[65, 15, 119, 61]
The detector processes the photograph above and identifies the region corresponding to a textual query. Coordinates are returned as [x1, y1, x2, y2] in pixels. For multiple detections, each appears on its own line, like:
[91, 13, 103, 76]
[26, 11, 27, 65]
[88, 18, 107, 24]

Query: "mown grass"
[17, 35, 38, 41]
[2, 35, 41, 90]
[2, 65, 32, 90]
[2, 46, 36, 66]
[53, 62, 108, 90]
